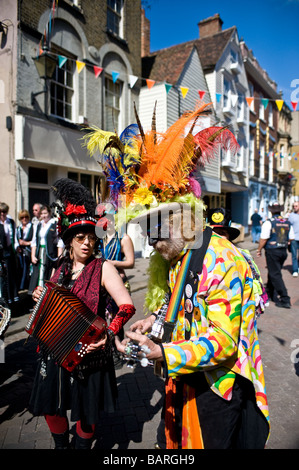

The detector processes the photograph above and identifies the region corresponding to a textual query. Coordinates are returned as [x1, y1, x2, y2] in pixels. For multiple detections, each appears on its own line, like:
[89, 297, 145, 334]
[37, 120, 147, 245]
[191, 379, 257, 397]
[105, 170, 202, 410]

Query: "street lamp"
[31, 48, 57, 113]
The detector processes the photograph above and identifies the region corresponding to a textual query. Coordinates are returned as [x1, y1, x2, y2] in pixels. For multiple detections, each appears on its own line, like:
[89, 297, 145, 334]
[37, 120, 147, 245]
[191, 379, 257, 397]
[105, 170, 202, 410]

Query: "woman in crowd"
[28, 205, 63, 295]
[28, 179, 135, 449]
[0, 202, 19, 304]
[15, 209, 34, 291]
[97, 203, 135, 368]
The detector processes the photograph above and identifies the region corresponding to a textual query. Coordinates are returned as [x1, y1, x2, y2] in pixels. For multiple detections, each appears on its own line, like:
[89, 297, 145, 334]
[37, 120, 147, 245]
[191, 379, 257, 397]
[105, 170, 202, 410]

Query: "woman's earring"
[70, 246, 73, 260]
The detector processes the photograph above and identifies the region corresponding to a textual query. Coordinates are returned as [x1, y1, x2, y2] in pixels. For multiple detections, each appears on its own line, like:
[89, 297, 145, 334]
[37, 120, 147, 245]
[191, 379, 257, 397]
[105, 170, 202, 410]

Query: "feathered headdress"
[51, 178, 98, 242]
[83, 102, 239, 311]
[83, 102, 238, 222]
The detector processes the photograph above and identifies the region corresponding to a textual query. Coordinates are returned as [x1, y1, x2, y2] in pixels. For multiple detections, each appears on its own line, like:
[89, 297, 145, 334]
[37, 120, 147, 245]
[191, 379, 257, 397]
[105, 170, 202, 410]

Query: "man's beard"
[154, 237, 185, 261]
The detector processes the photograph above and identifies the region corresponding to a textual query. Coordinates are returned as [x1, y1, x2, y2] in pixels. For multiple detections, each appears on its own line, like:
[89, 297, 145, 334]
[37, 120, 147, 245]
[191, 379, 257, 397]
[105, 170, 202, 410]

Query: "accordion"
[25, 281, 106, 372]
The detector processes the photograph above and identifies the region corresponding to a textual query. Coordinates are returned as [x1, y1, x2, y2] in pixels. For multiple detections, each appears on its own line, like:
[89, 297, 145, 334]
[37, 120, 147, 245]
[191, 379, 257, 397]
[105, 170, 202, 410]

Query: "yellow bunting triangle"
[275, 99, 284, 111]
[76, 60, 85, 74]
[180, 86, 189, 98]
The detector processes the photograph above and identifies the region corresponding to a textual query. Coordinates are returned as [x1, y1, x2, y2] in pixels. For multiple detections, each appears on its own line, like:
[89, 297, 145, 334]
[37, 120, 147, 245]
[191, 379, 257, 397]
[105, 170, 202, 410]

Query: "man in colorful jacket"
[123, 208, 270, 449]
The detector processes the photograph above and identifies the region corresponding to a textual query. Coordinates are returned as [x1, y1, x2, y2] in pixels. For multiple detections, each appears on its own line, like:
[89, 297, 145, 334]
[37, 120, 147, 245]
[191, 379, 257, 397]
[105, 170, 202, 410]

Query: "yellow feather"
[81, 127, 116, 157]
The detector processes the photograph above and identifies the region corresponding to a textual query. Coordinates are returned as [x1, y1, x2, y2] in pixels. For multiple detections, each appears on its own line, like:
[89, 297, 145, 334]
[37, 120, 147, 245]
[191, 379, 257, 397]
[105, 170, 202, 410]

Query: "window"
[231, 49, 238, 64]
[280, 144, 284, 168]
[29, 167, 48, 184]
[68, 172, 79, 182]
[223, 78, 230, 108]
[68, 172, 92, 191]
[259, 94, 265, 120]
[107, 0, 123, 37]
[268, 102, 273, 127]
[268, 149, 273, 183]
[105, 76, 122, 132]
[249, 134, 255, 176]
[50, 51, 74, 120]
[237, 95, 245, 122]
[259, 141, 265, 179]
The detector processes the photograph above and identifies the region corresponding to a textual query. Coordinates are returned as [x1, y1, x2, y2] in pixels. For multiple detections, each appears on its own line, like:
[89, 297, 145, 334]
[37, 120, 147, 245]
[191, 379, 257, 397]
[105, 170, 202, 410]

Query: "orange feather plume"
[137, 103, 211, 191]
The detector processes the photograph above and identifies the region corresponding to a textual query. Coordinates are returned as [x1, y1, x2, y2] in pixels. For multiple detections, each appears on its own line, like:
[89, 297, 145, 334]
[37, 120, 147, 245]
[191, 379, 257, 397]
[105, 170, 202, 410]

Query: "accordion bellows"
[25, 282, 106, 372]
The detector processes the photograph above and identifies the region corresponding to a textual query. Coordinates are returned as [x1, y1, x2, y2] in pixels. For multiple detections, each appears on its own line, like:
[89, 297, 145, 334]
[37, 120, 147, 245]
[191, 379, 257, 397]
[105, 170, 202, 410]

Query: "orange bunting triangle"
[275, 99, 284, 111]
[146, 79, 155, 90]
[76, 60, 85, 74]
[180, 86, 189, 99]
[246, 97, 254, 107]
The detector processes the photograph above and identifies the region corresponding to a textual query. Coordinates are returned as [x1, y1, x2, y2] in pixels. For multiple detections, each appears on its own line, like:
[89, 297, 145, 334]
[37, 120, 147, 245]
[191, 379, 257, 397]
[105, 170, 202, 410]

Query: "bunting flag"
[261, 98, 269, 109]
[94, 66, 103, 78]
[76, 60, 85, 74]
[246, 97, 254, 108]
[129, 74, 138, 88]
[31, 45, 297, 113]
[112, 71, 120, 83]
[146, 79, 155, 89]
[180, 86, 189, 98]
[165, 83, 172, 94]
[58, 55, 68, 68]
[275, 99, 284, 111]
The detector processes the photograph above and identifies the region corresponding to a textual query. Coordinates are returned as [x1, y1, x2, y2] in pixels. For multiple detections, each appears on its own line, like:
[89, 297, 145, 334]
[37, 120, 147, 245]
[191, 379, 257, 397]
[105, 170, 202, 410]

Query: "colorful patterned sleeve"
[162, 236, 255, 378]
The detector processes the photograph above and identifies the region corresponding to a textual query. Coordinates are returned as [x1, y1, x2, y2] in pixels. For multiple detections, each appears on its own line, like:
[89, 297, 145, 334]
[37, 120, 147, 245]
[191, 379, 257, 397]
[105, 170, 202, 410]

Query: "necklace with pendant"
[71, 265, 85, 277]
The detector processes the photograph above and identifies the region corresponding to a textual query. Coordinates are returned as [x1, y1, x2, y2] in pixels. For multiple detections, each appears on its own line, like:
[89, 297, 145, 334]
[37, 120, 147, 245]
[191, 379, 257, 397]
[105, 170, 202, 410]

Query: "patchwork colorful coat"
[162, 232, 270, 446]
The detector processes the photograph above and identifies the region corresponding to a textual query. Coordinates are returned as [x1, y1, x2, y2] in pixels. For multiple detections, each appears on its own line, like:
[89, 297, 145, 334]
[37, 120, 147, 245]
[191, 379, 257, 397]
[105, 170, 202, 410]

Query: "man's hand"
[125, 330, 163, 362]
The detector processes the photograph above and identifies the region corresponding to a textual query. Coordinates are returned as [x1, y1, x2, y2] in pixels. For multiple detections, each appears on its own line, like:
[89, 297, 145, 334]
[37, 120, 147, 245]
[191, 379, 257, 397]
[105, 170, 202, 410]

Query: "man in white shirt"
[257, 202, 294, 309]
[288, 201, 299, 277]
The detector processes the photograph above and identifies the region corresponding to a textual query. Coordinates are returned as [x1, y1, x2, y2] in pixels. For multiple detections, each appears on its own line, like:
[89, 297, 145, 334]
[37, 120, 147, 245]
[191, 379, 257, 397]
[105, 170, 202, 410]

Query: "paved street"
[0, 242, 299, 450]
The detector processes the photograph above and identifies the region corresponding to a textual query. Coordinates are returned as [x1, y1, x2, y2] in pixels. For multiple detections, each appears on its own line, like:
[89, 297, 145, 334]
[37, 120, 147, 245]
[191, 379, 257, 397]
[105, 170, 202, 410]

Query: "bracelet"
[151, 313, 158, 319]
[106, 328, 115, 341]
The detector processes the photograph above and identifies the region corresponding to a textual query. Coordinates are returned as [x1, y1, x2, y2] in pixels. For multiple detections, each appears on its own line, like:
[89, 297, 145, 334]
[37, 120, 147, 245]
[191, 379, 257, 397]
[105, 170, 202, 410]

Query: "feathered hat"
[83, 102, 239, 228]
[51, 178, 98, 242]
[83, 102, 239, 311]
[207, 207, 240, 241]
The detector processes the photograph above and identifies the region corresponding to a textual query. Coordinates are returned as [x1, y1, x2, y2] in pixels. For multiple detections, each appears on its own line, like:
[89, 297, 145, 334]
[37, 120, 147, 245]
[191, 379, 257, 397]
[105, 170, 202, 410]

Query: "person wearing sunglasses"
[28, 205, 64, 296]
[29, 179, 135, 449]
[15, 209, 34, 291]
[0, 202, 19, 305]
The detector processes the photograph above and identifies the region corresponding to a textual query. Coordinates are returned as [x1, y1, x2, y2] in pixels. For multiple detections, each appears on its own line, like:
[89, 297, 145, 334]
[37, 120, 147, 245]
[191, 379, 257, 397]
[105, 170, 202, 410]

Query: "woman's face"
[70, 232, 97, 263]
[40, 209, 51, 223]
[0, 209, 7, 222]
[20, 215, 30, 226]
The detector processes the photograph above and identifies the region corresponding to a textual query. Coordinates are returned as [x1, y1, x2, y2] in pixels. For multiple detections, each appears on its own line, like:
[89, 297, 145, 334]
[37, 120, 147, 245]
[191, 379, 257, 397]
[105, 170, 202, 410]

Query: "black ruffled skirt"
[29, 351, 117, 426]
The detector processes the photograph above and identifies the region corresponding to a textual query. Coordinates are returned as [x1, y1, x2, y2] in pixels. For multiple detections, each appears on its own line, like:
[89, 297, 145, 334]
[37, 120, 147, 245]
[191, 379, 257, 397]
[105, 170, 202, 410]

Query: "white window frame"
[259, 94, 265, 120]
[268, 149, 273, 183]
[50, 50, 75, 122]
[268, 102, 273, 127]
[104, 75, 122, 133]
[249, 134, 255, 176]
[259, 141, 265, 179]
[107, 0, 124, 38]
[223, 77, 230, 109]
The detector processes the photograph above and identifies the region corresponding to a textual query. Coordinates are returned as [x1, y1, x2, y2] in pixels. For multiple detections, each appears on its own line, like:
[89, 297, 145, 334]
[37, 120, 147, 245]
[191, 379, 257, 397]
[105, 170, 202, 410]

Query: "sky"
[143, 0, 299, 107]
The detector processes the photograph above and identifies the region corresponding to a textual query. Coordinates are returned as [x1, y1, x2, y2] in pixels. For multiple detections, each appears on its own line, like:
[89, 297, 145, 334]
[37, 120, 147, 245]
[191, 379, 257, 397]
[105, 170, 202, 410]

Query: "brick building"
[0, 0, 142, 219]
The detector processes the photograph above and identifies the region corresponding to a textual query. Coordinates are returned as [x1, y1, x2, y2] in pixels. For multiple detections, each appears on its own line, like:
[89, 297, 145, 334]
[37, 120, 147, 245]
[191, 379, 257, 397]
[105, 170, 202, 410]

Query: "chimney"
[141, 9, 150, 57]
[198, 14, 223, 38]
